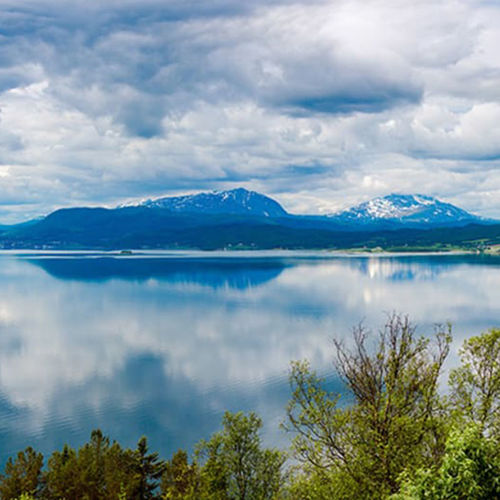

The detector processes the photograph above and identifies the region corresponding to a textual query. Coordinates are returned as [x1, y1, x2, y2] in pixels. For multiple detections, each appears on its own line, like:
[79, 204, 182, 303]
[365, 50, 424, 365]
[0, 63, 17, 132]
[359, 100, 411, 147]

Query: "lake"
[0, 251, 499, 465]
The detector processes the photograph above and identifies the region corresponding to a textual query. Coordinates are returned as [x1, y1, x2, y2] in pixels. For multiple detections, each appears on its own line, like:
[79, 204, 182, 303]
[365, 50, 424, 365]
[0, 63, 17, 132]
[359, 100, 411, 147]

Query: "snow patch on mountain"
[134, 187, 288, 217]
[332, 194, 482, 227]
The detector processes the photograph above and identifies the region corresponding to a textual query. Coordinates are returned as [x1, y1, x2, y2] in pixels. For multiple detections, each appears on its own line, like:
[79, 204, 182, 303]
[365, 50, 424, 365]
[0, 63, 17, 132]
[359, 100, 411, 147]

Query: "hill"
[0, 188, 497, 251]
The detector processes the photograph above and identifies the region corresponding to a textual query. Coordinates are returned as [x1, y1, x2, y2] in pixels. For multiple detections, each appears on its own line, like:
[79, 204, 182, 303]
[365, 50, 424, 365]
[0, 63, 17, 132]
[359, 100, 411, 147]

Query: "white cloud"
[0, 0, 499, 220]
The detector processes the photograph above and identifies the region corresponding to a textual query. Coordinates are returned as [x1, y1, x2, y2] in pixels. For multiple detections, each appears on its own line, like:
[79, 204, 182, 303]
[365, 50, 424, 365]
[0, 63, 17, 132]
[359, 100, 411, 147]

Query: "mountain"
[136, 190, 484, 229]
[139, 187, 288, 217]
[329, 194, 483, 228]
[0, 188, 497, 251]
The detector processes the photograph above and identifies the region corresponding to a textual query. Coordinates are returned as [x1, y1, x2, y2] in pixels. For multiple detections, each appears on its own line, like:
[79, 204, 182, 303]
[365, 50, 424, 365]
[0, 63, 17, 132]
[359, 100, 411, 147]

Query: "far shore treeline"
[0, 315, 499, 499]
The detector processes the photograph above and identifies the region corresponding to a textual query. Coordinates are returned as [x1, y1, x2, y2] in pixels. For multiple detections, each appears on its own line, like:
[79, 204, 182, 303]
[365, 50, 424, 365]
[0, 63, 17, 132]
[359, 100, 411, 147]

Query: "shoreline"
[0, 248, 496, 259]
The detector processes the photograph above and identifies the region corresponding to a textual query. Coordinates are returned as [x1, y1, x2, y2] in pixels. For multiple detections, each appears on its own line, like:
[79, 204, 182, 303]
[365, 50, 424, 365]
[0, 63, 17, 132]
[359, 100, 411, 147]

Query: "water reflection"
[348, 254, 500, 281]
[30, 257, 288, 289]
[0, 253, 498, 464]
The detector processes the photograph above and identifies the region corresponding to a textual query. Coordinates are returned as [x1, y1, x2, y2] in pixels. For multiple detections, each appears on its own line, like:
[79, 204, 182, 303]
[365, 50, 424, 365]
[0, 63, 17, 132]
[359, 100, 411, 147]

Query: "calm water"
[0, 251, 499, 464]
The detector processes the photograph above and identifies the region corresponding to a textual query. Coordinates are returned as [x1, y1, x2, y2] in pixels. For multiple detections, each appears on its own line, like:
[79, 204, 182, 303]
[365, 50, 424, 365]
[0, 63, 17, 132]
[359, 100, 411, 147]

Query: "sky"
[1, 0, 500, 222]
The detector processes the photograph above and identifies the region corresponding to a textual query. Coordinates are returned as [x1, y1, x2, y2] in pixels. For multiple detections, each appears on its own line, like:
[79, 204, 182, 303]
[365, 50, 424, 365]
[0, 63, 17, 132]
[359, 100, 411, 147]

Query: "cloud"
[0, 0, 499, 221]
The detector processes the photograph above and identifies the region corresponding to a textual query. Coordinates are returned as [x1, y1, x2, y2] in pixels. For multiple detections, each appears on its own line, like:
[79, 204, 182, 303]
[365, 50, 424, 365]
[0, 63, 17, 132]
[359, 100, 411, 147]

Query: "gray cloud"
[0, 0, 499, 221]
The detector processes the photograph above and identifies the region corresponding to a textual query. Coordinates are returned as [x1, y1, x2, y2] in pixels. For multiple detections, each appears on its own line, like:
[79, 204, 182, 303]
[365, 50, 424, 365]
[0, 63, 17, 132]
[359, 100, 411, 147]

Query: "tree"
[76, 429, 109, 499]
[0, 447, 43, 499]
[40, 430, 141, 500]
[395, 424, 500, 500]
[74, 429, 138, 500]
[161, 449, 200, 500]
[286, 465, 354, 500]
[196, 411, 285, 500]
[449, 328, 500, 439]
[285, 314, 451, 498]
[43, 444, 80, 500]
[196, 431, 228, 500]
[129, 436, 165, 500]
[102, 441, 138, 499]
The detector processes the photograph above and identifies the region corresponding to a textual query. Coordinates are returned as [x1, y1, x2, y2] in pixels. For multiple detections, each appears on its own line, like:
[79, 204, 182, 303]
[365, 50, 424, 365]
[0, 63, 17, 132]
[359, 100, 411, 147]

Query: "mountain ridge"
[137, 187, 288, 218]
[328, 193, 484, 228]
[124, 188, 487, 229]
[0, 187, 497, 251]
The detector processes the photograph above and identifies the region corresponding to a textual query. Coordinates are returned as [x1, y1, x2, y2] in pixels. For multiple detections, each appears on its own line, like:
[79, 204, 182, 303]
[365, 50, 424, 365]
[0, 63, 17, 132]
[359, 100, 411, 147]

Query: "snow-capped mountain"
[3, 189, 498, 250]
[138, 187, 288, 217]
[331, 194, 482, 227]
[129, 190, 485, 228]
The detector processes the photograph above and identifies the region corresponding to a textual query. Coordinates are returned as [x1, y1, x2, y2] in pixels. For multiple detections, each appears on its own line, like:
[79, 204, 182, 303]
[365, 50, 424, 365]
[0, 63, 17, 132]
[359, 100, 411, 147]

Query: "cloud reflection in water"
[0, 253, 498, 464]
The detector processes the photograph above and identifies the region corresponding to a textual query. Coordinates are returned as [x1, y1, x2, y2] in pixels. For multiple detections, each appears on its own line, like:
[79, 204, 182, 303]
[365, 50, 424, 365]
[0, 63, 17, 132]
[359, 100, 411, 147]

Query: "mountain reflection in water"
[0, 252, 498, 465]
[29, 256, 289, 289]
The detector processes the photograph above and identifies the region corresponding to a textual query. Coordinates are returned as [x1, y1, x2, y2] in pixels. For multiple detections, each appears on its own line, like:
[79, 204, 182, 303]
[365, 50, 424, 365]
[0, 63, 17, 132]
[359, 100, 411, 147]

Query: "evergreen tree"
[161, 449, 200, 499]
[130, 436, 165, 500]
[43, 444, 80, 500]
[0, 447, 43, 499]
[102, 442, 138, 499]
[77, 429, 109, 499]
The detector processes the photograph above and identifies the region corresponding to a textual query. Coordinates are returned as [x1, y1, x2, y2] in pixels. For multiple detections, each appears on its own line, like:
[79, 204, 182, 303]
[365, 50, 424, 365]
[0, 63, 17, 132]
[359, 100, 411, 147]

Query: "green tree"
[285, 314, 451, 498]
[102, 441, 138, 499]
[285, 465, 355, 500]
[0, 447, 43, 499]
[75, 429, 138, 500]
[197, 432, 228, 500]
[196, 411, 285, 500]
[130, 436, 165, 500]
[43, 444, 80, 500]
[76, 429, 109, 499]
[449, 328, 500, 438]
[161, 449, 200, 499]
[41, 431, 152, 500]
[395, 424, 500, 500]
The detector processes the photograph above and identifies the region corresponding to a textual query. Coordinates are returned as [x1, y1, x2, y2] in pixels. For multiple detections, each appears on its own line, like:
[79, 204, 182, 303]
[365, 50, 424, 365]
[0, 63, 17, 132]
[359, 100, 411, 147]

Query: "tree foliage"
[130, 436, 165, 500]
[449, 328, 500, 438]
[196, 411, 285, 500]
[286, 314, 451, 498]
[0, 447, 43, 500]
[395, 425, 500, 499]
[161, 449, 200, 499]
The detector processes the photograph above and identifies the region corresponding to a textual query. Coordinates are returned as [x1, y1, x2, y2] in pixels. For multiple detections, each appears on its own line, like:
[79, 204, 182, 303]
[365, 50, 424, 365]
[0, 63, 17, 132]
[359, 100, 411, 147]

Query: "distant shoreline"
[0, 248, 497, 259]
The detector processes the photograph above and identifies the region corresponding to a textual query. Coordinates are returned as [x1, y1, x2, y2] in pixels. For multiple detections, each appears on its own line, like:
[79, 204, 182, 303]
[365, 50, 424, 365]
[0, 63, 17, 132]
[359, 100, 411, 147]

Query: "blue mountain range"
[0, 188, 497, 250]
[133, 189, 485, 228]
